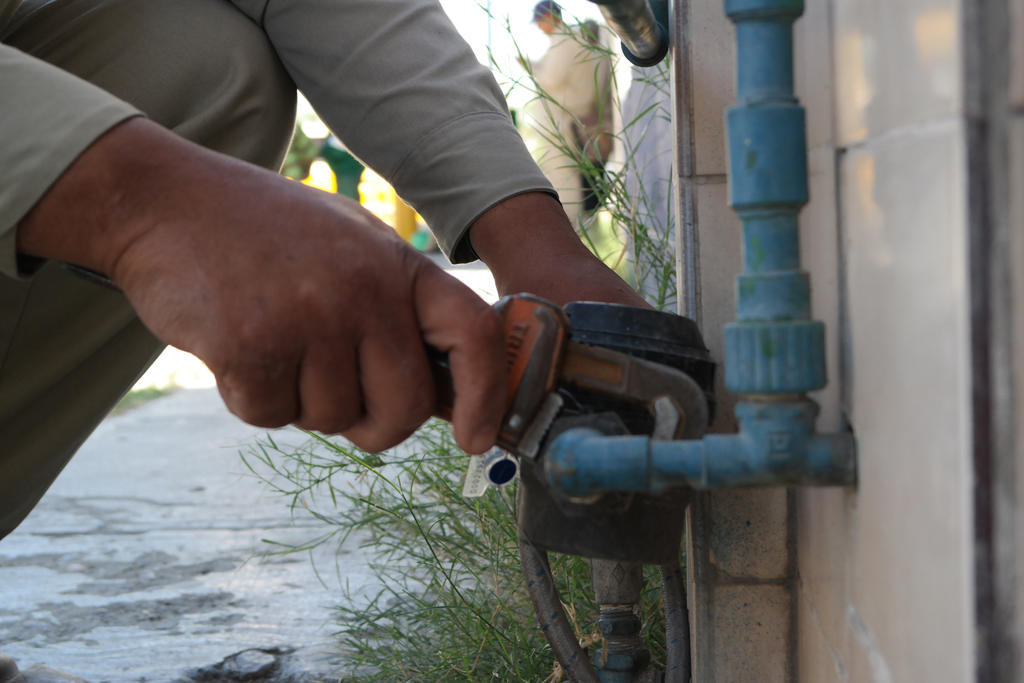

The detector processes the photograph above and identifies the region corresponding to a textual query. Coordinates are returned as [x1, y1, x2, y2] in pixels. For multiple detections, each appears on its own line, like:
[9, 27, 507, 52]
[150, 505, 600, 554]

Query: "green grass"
[243, 422, 671, 681]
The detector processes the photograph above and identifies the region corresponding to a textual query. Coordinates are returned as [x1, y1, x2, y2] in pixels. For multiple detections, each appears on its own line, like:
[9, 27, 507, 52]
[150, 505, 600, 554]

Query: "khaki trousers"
[0, 0, 296, 538]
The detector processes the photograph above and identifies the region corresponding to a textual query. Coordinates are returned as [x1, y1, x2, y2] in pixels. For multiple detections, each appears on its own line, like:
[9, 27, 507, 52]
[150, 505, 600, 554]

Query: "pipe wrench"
[431, 294, 708, 459]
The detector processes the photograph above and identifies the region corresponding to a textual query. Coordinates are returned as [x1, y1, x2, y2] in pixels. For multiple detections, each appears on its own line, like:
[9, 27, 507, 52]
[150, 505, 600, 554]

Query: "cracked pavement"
[0, 388, 374, 682]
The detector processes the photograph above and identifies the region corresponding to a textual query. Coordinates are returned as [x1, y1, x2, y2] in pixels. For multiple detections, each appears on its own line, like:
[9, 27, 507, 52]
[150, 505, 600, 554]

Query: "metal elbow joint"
[589, 0, 670, 66]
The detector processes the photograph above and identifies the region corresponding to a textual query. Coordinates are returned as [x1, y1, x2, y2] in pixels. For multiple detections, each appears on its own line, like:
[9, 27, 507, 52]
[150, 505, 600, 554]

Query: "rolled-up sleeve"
[0, 44, 139, 278]
[231, 0, 555, 262]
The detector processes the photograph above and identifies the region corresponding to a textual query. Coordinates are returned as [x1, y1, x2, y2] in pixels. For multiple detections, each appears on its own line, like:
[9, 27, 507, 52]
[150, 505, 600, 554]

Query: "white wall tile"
[795, 0, 837, 150]
[838, 122, 974, 682]
[833, 0, 961, 146]
[803, 146, 843, 430]
[695, 181, 742, 432]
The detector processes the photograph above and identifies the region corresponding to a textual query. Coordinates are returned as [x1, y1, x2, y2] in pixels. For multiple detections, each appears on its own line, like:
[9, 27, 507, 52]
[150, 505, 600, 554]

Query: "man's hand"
[17, 118, 507, 454]
[469, 192, 650, 308]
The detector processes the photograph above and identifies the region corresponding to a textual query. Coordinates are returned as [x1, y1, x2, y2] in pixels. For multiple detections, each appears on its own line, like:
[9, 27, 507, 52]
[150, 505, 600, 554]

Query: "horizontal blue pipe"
[543, 401, 855, 497]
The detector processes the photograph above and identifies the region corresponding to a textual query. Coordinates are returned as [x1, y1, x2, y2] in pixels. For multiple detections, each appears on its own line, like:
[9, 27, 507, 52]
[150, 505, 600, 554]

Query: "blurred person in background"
[520, 1, 614, 230]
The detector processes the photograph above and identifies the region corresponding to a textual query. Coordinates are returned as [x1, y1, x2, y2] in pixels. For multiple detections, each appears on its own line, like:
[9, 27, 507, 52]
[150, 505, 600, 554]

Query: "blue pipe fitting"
[720, 0, 823, 398]
[723, 320, 826, 393]
[726, 107, 807, 208]
[536, 0, 856, 498]
[544, 401, 855, 498]
[543, 428, 654, 498]
[736, 271, 810, 320]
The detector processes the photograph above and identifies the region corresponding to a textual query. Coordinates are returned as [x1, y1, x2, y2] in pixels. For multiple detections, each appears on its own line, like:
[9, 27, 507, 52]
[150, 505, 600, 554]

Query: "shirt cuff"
[387, 111, 556, 264]
[0, 44, 141, 279]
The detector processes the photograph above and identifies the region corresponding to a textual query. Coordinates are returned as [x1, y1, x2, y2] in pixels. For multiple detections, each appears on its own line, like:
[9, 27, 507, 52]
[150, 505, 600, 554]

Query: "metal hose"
[660, 562, 691, 682]
[590, 0, 668, 66]
[519, 538, 601, 682]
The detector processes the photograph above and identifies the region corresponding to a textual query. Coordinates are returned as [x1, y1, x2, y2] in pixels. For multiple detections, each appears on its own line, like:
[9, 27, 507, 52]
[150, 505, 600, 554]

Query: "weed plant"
[245, 421, 672, 681]
[246, 9, 681, 681]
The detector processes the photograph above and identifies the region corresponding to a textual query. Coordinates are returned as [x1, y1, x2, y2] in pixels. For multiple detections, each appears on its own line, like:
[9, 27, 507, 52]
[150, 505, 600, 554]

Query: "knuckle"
[344, 430, 391, 455]
[216, 362, 298, 428]
[374, 407, 430, 447]
[298, 406, 360, 435]
[400, 371, 436, 430]
[393, 240, 436, 285]
[355, 425, 417, 454]
[402, 390, 434, 430]
[224, 392, 295, 428]
[346, 396, 430, 454]
[230, 314, 275, 351]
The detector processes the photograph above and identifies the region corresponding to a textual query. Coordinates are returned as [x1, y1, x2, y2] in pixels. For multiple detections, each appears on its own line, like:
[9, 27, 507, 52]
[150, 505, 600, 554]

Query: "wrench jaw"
[558, 340, 710, 441]
[502, 392, 564, 461]
[515, 303, 716, 563]
[651, 395, 683, 442]
[503, 343, 708, 461]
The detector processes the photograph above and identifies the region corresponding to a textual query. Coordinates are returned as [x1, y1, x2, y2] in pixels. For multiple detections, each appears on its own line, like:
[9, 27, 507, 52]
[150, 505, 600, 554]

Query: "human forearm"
[18, 116, 508, 455]
[468, 192, 648, 307]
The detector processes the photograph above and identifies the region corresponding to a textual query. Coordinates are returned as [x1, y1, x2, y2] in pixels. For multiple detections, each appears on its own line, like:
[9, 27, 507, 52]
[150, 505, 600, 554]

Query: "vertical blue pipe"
[722, 0, 825, 393]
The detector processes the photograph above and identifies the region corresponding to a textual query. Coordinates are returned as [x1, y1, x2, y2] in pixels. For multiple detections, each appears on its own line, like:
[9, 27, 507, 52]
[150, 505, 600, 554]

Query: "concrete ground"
[0, 258, 496, 682]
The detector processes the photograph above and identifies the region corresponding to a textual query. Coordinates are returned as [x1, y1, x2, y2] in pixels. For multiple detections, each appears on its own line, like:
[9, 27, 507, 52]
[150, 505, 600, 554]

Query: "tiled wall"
[680, 0, 976, 680]
[798, 0, 974, 680]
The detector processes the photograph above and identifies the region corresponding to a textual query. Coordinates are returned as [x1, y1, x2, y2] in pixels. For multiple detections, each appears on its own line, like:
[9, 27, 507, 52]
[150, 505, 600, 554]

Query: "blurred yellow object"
[359, 169, 394, 225]
[301, 159, 337, 193]
[302, 164, 421, 242]
[393, 196, 418, 242]
[359, 170, 423, 242]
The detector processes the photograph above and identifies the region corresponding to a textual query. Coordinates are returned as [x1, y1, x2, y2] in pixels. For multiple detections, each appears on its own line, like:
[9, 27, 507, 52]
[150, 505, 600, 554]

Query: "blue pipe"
[546, 402, 854, 497]
[544, 0, 855, 494]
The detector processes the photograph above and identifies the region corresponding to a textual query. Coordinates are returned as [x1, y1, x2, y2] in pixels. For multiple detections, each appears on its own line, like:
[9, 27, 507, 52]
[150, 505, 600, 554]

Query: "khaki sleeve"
[0, 44, 140, 278]
[230, 0, 555, 263]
